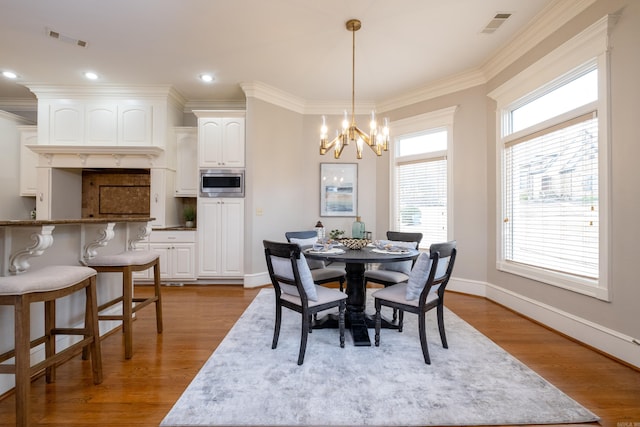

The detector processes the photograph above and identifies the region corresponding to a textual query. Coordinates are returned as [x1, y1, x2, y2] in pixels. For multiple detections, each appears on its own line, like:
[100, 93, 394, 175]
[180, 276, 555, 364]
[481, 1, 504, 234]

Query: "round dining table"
[304, 244, 419, 346]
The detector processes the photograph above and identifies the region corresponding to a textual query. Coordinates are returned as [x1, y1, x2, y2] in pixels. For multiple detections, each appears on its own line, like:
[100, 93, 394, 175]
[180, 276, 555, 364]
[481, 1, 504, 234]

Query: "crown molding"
[24, 83, 182, 101]
[240, 81, 306, 114]
[481, 0, 598, 82]
[184, 100, 246, 114]
[0, 98, 37, 112]
[0, 109, 35, 124]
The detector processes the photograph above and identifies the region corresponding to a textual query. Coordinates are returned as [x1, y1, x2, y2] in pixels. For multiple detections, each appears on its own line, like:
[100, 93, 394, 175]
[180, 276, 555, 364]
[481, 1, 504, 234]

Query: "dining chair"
[285, 230, 346, 292]
[373, 240, 457, 364]
[364, 231, 423, 320]
[264, 240, 347, 365]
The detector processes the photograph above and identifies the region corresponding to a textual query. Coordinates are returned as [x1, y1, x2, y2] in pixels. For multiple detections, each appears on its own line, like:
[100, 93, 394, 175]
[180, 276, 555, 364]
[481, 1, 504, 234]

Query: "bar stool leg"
[122, 266, 134, 359]
[85, 275, 103, 383]
[153, 260, 163, 333]
[14, 297, 31, 427]
[44, 299, 56, 383]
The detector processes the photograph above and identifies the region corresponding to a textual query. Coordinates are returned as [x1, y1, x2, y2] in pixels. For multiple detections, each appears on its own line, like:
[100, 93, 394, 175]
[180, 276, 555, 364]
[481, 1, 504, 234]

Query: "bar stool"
[0, 265, 103, 427]
[84, 250, 162, 359]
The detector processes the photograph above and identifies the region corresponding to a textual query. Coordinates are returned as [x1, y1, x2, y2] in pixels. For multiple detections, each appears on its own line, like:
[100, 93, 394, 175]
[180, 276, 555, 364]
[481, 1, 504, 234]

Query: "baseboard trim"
[244, 271, 270, 288]
[448, 277, 639, 369]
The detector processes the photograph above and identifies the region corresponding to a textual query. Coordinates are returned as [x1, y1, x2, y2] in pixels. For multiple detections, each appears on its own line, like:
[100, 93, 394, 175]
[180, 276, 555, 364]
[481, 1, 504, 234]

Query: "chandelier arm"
[351, 25, 356, 126]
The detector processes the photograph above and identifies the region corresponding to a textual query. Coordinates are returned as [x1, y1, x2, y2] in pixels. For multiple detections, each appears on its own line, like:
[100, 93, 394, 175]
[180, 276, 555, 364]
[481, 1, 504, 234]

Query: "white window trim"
[488, 15, 616, 301]
[389, 106, 457, 241]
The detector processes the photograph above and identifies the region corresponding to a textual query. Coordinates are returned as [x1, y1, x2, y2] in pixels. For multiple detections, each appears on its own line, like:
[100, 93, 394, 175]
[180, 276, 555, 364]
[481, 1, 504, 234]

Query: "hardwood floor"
[0, 284, 638, 426]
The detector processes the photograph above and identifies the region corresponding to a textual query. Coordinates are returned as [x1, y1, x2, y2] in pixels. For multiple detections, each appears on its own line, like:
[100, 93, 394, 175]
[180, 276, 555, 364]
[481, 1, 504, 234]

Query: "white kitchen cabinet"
[197, 116, 245, 168]
[198, 198, 244, 277]
[149, 230, 196, 280]
[39, 100, 154, 147]
[150, 168, 180, 228]
[174, 127, 198, 196]
[19, 125, 38, 196]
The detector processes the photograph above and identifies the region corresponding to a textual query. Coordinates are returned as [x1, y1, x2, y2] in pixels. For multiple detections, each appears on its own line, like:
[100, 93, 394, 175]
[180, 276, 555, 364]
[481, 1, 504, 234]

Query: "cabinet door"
[149, 243, 171, 277]
[172, 244, 196, 279]
[86, 104, 117, 145]
[119, 104, 152, 146]
[220, 199, 244, 276]
[198, 118, 222, 168]
[175, 128, 198, 196]
[19, 126, 38, 196]
[198, 199, 221, 276]
[221, 118, 245, 167]
[49, 103, 84, 145]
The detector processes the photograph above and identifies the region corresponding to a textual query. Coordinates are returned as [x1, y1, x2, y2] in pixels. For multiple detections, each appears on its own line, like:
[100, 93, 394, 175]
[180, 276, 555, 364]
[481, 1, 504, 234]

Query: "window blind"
[396, 157, 447, 248]
[503, 112, 598, 278]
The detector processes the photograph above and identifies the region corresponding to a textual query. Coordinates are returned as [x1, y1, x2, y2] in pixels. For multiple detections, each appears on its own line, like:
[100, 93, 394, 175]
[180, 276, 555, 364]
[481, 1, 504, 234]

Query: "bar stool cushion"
[0, 266, 97, 296]
[85, 250, 159, 267]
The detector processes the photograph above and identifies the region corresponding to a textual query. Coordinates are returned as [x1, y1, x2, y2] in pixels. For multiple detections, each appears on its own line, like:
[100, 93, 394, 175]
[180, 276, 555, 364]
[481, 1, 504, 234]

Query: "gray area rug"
[161, 289, 599, 426]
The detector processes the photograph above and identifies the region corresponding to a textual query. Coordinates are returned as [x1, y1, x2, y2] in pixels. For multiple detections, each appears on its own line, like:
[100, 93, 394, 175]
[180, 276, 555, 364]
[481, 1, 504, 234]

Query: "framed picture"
[320, 163, 357, 217]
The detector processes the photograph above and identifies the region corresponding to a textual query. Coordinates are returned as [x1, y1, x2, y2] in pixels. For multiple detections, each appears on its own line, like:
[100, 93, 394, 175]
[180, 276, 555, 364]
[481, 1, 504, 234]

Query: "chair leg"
[418, 312, 431, 364]
[85, 276, 103, 384]
[339, 278, 345, 292]
[437, 303, 448, 349]
[339, 301, 345, 348]
[152, 260, 163, 333]
[298, 310, 310, 365]
[14, 297, 31, 427]
[398, 310, 404, 333]
[374, 299, 382, 346]
[122, 266, 134, 359]
[272, 302, 281, 349]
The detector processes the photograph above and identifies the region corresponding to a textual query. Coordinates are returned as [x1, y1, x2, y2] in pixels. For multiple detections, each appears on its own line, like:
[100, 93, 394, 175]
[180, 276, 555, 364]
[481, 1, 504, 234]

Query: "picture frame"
[320, 163, 358, 217]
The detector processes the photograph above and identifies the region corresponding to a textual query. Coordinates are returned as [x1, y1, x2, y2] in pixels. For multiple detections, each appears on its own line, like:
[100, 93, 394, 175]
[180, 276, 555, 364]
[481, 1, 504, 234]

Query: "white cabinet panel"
[149, 230, 196, 280]
[198, 198, 243, 277]
[175, 127, 198, 196]
[198, 117, 245, 168]
[86, 104, 117, 145]
[50, 103, 84, 145]
[120, 105, 152, 145]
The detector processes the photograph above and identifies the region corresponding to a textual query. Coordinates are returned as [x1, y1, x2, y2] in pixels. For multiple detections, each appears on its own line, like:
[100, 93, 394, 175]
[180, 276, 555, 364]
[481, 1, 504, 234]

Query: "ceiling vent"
[481, 13, 512, 34]
[46, 27, 88, 48]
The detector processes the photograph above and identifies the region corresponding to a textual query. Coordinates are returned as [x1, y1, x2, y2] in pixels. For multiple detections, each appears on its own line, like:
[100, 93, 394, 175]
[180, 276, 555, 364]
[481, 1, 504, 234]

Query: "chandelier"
[320, 19, 390, 160]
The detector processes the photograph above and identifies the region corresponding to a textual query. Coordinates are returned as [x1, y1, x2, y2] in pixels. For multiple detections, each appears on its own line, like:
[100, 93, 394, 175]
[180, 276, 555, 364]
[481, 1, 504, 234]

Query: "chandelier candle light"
[320, 19, 390, 160]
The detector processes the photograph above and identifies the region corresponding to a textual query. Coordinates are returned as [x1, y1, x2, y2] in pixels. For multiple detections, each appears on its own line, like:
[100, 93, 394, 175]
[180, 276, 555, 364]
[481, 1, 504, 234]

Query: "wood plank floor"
[0, 284, 638, 426]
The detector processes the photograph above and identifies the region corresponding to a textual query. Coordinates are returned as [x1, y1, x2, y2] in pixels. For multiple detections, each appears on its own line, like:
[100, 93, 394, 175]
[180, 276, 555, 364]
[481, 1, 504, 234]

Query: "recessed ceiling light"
[200, 74, 214, 83]
[84, 71, 99, 80]
[2, 71, 18, 79]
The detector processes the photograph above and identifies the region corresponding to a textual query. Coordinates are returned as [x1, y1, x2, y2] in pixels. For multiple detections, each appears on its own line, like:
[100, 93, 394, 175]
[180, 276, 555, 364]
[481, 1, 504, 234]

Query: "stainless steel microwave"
[200, 169, 245, 198]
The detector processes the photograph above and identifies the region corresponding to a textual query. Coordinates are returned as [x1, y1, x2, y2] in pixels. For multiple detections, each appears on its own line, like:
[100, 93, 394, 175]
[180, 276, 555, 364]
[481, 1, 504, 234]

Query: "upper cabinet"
[43, 101, 153, 146]
[175, 127, 198, 196]
[194, 111, 245, 168]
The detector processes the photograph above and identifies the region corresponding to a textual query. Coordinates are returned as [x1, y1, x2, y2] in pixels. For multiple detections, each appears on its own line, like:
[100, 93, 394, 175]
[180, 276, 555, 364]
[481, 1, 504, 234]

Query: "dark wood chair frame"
[285, 230, 346, 291]
[374, 241, 457, 364]
[264, 240, 346, 365]
[364, 231, 423, 320]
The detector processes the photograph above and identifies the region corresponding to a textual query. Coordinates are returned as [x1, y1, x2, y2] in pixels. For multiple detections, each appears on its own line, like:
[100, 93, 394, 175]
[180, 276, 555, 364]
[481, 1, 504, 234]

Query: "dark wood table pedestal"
[305, 246, 419, 346]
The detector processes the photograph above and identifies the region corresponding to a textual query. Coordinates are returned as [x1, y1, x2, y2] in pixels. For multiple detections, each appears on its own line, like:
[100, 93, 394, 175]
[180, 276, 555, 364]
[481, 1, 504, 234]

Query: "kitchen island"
[0, 217, 154, 397]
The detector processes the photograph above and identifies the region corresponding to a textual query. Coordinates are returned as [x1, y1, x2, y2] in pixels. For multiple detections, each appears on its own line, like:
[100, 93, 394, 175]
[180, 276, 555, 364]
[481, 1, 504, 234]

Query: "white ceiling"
[0, 0, 563, 108]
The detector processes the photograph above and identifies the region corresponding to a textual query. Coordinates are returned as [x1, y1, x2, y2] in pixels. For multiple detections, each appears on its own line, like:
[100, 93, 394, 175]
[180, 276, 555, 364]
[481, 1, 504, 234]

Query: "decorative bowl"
[340, 238, 370, 250]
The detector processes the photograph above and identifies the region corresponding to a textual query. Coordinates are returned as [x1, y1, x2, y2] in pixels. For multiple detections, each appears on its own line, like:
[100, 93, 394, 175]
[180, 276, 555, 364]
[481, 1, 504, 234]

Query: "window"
[391, 107, 456, 249]
[489, 15, 614, 300]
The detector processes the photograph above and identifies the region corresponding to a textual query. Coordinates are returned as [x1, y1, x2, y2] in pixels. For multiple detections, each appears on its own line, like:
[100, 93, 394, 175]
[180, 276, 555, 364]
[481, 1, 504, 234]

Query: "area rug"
[161, 289, 598, 426]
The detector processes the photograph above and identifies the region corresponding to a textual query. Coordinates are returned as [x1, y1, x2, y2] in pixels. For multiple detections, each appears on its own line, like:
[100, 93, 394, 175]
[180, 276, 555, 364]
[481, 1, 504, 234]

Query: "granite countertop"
[0, 217, 155, 227]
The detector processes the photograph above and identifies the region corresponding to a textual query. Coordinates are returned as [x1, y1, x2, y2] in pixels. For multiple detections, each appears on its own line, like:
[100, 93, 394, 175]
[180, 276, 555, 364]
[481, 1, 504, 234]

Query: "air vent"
[46, 27, 88, 48]
[481, 13, 512, 34]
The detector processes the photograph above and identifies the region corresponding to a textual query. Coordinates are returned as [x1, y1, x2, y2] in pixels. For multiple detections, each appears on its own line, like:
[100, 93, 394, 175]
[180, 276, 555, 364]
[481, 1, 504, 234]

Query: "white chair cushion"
[270, 253, 318, 301]
[85, 250, 159, 267]
[405, 253, 450, 301]
[0, 266, 96, 296]
[280, 284, 347, 308]
[289, 237, 325, 270]
[310, 267, 345, 282]
[378, 241, 419, 274]
[373, 282, 439, 308]
[365, 269, 409, 284]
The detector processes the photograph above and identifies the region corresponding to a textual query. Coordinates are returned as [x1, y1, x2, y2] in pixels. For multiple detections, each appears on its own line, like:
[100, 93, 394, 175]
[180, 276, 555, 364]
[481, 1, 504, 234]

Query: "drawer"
[149, 230, 196, 243]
